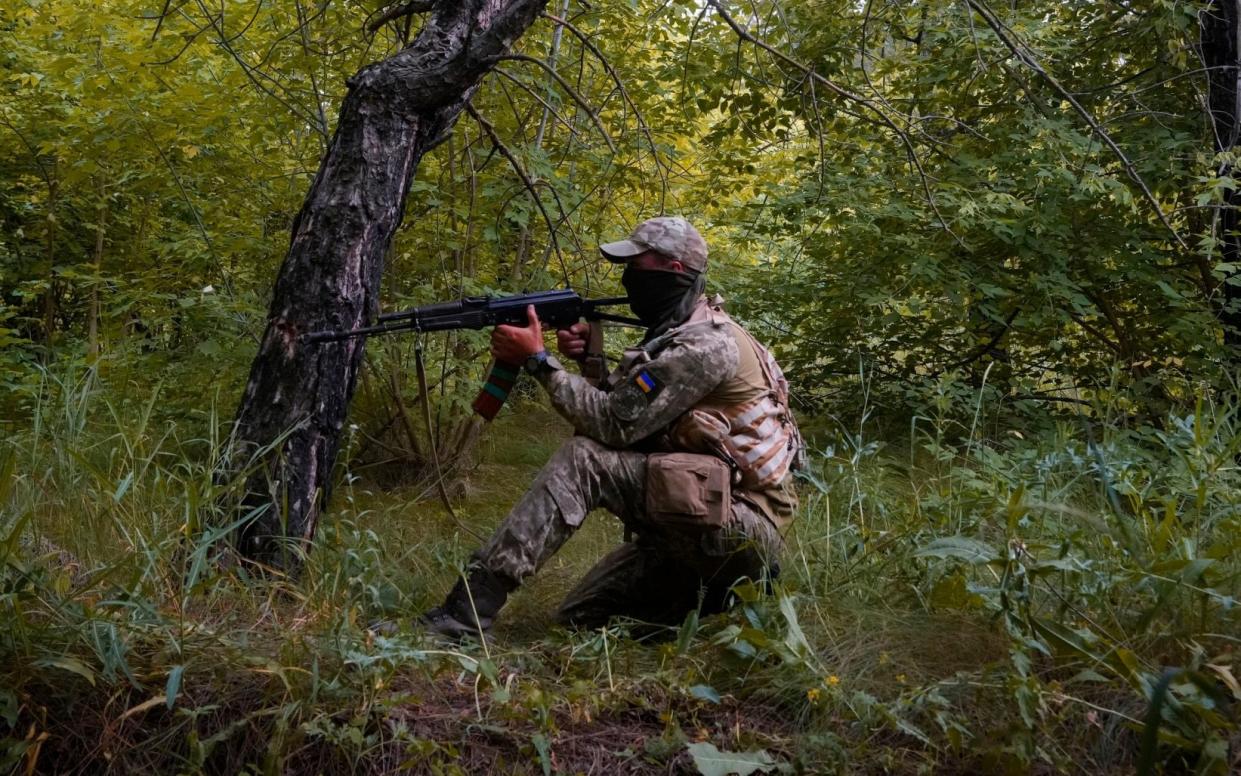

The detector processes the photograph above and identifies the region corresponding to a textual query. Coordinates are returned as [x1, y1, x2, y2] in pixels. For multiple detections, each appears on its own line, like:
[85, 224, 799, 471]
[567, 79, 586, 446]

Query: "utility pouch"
[645, 453, 731, 529]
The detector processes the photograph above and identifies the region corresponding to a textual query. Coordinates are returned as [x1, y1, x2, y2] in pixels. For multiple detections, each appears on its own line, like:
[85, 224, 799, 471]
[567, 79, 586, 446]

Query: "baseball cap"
[599, 216, 708, 272]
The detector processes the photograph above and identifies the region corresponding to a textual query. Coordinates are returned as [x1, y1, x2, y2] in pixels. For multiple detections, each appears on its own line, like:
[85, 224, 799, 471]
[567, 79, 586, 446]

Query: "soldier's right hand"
[556, 322, 590, 362]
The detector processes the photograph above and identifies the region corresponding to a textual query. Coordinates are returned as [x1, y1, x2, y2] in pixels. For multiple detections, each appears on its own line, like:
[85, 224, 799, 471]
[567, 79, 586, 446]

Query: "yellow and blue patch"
[634, 371, 662, 404]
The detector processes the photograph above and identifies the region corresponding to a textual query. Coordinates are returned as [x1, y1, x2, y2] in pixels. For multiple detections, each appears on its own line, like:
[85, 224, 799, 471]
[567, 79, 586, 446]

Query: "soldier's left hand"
[491, 305, 545, 363]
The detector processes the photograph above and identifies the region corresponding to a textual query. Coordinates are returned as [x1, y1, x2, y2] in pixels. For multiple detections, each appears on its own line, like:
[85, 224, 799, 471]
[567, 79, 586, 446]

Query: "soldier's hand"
[556, 322, 590, 362]
[491, 305, 545, 364]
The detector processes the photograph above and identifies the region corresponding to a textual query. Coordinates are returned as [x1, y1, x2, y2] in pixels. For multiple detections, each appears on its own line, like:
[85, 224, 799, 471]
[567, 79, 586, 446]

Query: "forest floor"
[4, 396, 1230, 774]
[328, 408, 1009, 773]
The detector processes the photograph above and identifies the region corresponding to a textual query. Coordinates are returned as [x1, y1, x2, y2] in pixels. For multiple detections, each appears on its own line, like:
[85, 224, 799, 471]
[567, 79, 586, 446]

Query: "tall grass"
[1, 365, 1238, 774]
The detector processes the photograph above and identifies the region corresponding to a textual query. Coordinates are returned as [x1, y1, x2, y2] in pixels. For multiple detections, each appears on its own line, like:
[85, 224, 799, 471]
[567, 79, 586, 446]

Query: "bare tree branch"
[492, 67, 586, 143]
[148, 0, 183, 42]
[191, 0, 330, 139]
[944, 306, 1022, 370]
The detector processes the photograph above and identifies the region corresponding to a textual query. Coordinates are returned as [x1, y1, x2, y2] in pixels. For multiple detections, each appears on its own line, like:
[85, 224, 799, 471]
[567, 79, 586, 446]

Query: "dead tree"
[229, 0, 548, 562]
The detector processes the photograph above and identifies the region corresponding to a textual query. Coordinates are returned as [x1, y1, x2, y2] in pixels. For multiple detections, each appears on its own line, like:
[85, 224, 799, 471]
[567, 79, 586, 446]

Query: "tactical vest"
[667, 298, 803, 487]
[603, 297, 803, 528]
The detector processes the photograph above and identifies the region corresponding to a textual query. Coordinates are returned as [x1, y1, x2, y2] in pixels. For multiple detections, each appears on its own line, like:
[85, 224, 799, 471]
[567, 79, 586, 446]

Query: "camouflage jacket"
[534, 296, 800, 528]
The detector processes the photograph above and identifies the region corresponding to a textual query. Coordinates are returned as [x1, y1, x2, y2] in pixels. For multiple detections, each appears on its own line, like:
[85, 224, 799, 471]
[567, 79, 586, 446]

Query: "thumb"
[526, 305, 539, 327]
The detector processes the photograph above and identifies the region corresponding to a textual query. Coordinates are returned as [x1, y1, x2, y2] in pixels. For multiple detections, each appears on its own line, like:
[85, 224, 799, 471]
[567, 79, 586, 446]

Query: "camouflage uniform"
[472, 295, 793, 629]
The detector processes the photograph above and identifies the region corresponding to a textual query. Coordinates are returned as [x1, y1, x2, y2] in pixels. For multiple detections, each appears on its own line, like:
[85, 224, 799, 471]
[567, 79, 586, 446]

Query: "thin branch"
[465, 104, 571, 286]
[542, 12, 670, 209]
[99, 57, 230, 295]
[492, 68, 586, 143]
[192, 0, 329, 140]
[1009, 393, 1095, 406]
[1068, 312, 1124, 355]
[496, 53, 617, 153]
[964, 0, 1187, 250]
[148, 0, 184, 42]
[367, 1, 435, 34]
[944, 306, 1021, 370]
[0, 116, 54, 186]
[707, 0, 960, 245]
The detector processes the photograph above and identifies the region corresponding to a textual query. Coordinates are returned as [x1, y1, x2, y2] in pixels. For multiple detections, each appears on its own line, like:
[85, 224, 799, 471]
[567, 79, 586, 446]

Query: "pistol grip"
[472, 359, 521, 421]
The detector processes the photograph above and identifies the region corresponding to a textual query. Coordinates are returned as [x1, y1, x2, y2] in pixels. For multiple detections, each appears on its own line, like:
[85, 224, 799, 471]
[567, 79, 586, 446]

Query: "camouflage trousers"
[475, 436, 783, 629]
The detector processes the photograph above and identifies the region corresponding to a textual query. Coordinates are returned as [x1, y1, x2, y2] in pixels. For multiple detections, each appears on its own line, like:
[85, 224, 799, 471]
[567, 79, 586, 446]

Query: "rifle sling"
[415, 338, 474, 535]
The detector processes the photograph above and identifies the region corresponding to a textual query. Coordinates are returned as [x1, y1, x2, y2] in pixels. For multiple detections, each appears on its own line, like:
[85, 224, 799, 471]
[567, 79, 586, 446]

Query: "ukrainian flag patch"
[635, 371, 657, 394]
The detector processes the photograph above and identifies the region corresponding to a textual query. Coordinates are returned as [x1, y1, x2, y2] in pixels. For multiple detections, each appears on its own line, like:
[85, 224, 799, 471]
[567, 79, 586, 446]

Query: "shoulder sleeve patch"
[634, 370, 661, 399]
[609, 380, 648, 422]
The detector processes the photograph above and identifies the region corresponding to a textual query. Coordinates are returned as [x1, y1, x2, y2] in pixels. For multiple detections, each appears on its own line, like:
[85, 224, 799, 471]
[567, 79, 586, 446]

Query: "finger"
[571, 322, 590, 336]
[526, 305, 539, 328]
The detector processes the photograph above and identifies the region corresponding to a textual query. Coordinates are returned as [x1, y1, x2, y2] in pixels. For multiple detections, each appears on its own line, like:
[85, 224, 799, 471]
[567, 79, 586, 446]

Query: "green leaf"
[35, 656, 96, 686]
[165, 665, 185, 709]
[778, 594, 812, 656]
[531, 732, 552, 776]
[689, 684, 721, 704]
[913, 536, 998, 564]
[685, 742, 777, 776]
[113, 471, 133, 503]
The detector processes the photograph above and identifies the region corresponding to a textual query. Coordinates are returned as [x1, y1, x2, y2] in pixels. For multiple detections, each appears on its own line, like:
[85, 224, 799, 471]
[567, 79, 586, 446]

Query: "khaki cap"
[600, 216, 708, 272]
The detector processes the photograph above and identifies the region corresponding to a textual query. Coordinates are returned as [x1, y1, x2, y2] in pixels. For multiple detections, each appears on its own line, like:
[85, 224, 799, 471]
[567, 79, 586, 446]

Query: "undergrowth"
[1, 366, 1238, 774]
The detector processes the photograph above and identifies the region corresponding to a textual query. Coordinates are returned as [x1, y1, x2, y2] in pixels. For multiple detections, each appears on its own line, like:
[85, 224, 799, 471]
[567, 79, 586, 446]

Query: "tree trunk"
[1202, 1, 1241, 347]
[42, 175, 58, 346]
[230, 0, 547, 563]
[89, 182, 107, 362]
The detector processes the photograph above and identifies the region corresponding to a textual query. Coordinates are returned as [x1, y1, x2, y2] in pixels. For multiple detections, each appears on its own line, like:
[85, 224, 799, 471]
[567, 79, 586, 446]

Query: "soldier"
[421, 216, 803, 638]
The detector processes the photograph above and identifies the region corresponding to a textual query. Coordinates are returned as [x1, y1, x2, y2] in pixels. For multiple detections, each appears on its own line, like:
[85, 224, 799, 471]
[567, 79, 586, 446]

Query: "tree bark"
[1202, 1, 1241, 347]
[230, 0, 547, 562]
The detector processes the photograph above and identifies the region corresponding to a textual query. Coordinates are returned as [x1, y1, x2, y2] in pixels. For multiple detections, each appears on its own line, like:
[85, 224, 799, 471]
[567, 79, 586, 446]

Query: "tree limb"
[707, 0, 959, 244]
[367, 1, 436, 34]
[496, 53, 617, 153]
[964, 0, 1188, 250]
[945, 306, 1021, 369]
[543, 11, 670, 209]
[1068, 312, 1124, 356]
[492, 67, 586, 143]
[466, 103, 571, 284]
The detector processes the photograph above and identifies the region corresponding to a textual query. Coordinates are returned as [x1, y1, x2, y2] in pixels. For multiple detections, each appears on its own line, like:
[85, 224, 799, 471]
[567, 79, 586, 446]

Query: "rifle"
[302, 289, 641, 420]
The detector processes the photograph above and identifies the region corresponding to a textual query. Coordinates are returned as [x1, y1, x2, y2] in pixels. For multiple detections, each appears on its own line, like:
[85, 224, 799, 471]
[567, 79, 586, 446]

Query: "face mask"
[621, 267, 698, 328]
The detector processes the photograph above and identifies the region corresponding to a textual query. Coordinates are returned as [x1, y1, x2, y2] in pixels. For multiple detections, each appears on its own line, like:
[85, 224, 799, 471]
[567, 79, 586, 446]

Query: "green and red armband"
[472, 360, 521, 421]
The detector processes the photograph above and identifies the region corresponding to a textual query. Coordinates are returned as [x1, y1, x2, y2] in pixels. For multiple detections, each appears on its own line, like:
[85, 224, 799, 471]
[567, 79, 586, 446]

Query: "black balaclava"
[621, 266, 707, 340]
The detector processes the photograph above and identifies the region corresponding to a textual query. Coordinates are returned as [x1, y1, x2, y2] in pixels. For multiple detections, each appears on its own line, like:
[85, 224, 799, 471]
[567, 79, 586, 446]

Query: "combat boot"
[419, 564, 516, 640]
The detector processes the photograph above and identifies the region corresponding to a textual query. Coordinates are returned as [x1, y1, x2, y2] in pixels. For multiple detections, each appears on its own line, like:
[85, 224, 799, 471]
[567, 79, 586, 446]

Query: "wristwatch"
[524, 349, 561, 376]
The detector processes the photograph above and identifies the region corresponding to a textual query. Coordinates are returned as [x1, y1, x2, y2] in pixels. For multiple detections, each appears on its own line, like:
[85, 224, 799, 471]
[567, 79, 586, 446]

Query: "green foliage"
[3, 373, 1237, 772]
[3, 0, 1241, 773]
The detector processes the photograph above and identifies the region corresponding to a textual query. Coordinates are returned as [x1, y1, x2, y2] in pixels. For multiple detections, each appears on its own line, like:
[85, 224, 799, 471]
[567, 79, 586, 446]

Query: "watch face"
[525, 352, 557, 375]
